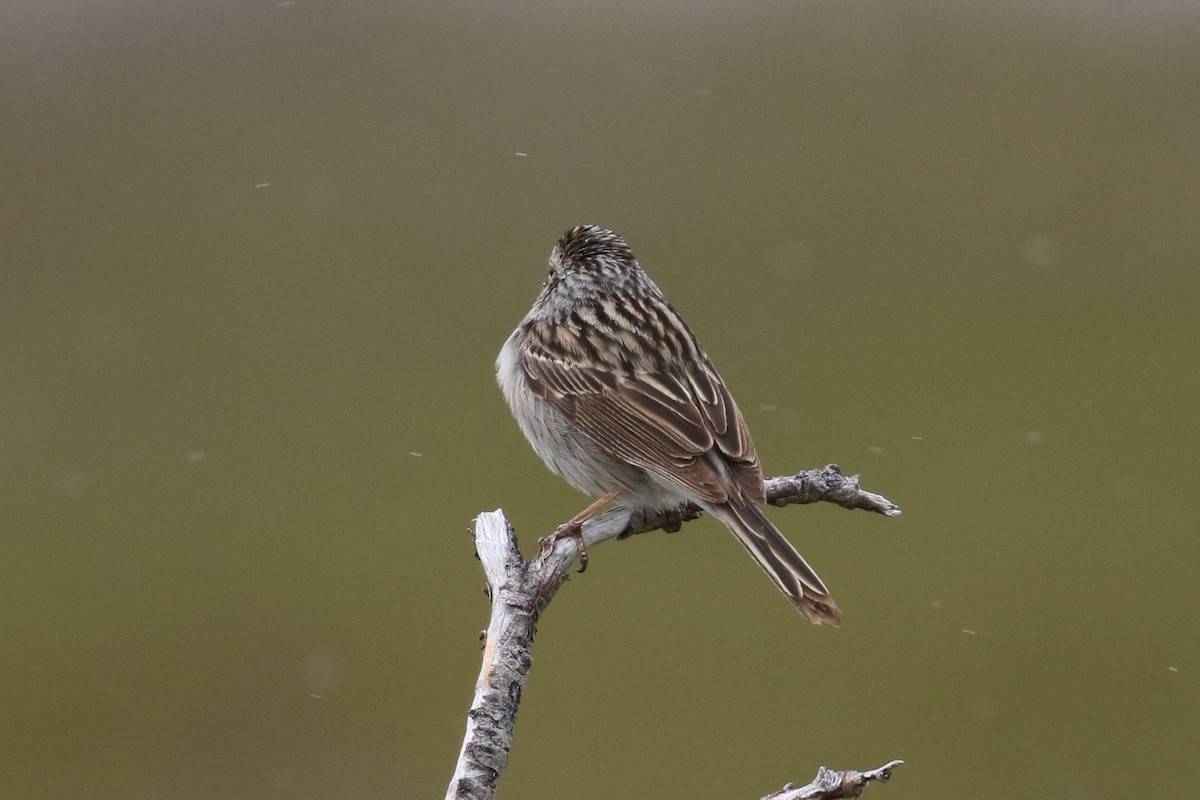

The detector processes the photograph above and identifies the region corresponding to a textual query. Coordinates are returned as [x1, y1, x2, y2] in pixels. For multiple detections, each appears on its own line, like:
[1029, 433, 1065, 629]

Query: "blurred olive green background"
[3, 1, 1198, 798]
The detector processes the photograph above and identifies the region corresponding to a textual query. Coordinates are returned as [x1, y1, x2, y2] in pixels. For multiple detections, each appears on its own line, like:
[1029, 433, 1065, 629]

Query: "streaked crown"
[551, 225, 637, 273]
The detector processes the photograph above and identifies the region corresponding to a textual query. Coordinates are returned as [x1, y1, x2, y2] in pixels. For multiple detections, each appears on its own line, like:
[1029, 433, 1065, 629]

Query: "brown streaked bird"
[496, 225, 840, 625]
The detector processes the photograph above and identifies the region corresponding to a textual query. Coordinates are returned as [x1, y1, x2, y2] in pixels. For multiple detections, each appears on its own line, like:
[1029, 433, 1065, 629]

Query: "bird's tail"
[710, 499, 841, 626]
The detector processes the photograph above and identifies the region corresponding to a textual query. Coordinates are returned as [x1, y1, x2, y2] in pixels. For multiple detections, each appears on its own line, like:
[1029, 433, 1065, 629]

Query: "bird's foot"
[660, 503, 703, 533]
[618, 502, 704, 538]
[539, 520, 589, 573]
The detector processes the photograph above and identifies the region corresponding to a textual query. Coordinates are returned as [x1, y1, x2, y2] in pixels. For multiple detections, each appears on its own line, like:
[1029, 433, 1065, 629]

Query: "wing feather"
[520, 298, 764, 504]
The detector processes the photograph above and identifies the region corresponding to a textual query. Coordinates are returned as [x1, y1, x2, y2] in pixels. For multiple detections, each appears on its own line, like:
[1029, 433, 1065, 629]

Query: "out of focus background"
[3, 2, 1197, 798]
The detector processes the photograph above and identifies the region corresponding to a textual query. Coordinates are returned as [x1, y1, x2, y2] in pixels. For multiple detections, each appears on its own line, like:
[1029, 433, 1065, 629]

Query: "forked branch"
[445, 465, 902, 800]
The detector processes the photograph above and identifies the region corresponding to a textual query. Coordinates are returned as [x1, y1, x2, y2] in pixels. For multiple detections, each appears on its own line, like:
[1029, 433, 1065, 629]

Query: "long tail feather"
[710, 500, 841, 626]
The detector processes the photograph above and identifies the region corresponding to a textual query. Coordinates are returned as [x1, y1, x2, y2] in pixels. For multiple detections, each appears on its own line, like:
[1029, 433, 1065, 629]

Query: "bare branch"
[444, 513, 531, 800]
[445, 469, 902, 800]
[761, 761, 904, 799]
[765, 465, 902, 517]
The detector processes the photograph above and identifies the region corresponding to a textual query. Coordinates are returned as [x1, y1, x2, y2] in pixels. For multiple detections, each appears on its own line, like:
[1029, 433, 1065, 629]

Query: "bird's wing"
[520, 298, 764, 504]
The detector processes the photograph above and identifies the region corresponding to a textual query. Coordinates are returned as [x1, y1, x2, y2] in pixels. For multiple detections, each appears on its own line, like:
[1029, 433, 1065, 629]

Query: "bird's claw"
[539, 520, 589, 572]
